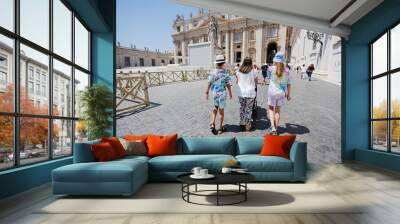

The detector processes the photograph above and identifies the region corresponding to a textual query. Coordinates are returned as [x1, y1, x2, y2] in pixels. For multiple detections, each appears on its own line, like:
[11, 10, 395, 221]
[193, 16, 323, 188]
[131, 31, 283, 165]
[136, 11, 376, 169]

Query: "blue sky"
[117, 0, 198, 52]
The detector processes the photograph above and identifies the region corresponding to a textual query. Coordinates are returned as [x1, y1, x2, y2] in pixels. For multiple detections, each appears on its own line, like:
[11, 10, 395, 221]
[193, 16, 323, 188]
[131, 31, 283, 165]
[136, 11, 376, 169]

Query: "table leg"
[245, 183, 247, 201]
[195, 184, 198, 192]
[217, 184, 219, 206]
[187, 184, 190, 202]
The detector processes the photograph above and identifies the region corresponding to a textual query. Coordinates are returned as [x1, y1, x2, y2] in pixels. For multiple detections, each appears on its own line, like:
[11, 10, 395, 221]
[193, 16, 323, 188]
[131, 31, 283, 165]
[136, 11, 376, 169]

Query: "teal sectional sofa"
[52, 137, 307, 196]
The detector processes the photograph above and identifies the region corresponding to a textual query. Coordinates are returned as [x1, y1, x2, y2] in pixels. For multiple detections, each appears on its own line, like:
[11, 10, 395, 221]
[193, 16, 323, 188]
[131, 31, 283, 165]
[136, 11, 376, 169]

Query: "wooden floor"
[1, 162, 400, 224]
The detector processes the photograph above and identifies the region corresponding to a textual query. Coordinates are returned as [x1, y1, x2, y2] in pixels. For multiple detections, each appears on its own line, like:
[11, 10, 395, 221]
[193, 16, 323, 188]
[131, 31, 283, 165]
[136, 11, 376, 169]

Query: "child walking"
[267, 52, 291, 135]
[237, 57, 257, 131]
[206, 55, 233, 135]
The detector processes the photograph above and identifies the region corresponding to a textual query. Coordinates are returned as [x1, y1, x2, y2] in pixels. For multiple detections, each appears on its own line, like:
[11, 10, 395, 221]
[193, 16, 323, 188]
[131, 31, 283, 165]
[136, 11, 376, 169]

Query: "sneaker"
[245, 123, 252, 131]
[210, 124, 217, 135]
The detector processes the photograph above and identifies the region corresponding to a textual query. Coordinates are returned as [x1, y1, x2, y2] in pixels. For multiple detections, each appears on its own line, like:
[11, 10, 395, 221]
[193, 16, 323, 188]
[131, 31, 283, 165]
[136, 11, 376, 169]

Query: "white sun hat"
[214, 54, 226, 63]
[273, 52, 285, 63]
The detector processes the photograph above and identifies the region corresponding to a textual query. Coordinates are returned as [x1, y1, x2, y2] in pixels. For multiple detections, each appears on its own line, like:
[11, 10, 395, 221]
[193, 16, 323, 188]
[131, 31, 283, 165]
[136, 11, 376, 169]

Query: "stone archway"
[266, 42, 277, 64]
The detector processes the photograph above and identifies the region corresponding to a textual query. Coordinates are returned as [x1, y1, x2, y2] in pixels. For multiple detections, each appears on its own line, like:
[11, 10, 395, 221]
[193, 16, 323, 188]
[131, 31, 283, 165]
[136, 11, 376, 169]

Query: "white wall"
[290, 29, 341, 84]
[187, 42, 212, 67]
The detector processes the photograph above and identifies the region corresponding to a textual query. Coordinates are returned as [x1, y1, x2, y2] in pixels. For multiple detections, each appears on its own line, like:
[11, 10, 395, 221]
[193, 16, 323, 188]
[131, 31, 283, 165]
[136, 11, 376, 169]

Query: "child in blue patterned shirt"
[205, 55, 232, 135]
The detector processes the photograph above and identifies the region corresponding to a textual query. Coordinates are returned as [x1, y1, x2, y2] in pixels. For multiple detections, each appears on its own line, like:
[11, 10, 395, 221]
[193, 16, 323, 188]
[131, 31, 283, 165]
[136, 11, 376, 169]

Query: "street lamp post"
[306, 31, 324, 66]
[306, 31, 324, 45]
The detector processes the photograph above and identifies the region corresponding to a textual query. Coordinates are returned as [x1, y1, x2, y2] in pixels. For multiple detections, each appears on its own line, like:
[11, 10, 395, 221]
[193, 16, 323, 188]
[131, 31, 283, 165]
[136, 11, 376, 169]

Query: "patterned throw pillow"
[119, 138, 147, 156]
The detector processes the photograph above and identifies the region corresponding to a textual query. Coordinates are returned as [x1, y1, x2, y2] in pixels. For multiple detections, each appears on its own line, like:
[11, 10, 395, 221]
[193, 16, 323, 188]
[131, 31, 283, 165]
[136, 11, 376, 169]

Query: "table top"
[177, 172, 255, 185]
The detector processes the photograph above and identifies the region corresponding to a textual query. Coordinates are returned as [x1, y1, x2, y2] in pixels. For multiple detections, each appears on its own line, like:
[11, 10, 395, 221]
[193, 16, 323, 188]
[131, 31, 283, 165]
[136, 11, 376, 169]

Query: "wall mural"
[115, 4, 342, 164]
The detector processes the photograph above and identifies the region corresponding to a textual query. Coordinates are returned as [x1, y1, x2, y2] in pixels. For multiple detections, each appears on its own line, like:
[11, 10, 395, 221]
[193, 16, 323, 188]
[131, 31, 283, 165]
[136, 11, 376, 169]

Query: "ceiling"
[173, 0, 384, 37]
[226, 0, 352, 22]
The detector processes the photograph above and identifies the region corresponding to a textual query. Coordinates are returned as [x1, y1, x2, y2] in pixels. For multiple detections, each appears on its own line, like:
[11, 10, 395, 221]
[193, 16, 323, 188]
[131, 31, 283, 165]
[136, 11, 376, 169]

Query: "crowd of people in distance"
[296, 63, 315, 81]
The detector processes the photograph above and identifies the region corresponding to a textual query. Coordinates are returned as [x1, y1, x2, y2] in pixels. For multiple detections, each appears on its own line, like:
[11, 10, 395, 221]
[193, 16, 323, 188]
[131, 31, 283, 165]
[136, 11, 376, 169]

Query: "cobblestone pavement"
[117, 72, 341, 164]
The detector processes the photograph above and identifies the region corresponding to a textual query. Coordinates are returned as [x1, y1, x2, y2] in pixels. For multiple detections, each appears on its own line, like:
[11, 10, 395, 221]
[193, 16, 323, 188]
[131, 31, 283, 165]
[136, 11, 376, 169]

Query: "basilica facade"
[172, 10, 292, 67]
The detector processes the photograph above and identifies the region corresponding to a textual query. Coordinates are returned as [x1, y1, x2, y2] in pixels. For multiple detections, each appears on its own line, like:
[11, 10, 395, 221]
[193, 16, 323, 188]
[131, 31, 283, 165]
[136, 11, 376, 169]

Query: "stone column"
[279, 26, 287, 57]
[181, 40, 186, 65]
[174, 42, 178, 64]
[217, 33, 222, 48]
[242, 28, 248, 60]
[225, 31, 230, 64]
[255, 27, 263, 66]
[230, 31, 234, 64]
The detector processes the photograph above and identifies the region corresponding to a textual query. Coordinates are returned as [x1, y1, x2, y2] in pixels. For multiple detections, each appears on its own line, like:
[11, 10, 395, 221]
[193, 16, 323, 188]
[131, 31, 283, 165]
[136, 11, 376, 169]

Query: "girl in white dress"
[267, 52, 291, 135]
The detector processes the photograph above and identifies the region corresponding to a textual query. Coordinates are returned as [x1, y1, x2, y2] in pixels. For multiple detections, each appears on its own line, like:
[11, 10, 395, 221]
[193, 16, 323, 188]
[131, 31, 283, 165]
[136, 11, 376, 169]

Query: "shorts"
[262, 71, 267, 78]
[268, 92, 286, 107]
[267, 85, 286, 107]
[213, 96, 226, 109]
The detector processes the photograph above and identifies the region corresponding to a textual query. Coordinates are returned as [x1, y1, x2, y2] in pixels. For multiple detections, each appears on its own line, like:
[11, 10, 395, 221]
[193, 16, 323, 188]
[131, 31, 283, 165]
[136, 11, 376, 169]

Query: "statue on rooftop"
[208, 15, 223, 64]
[208, 16, 218, 48]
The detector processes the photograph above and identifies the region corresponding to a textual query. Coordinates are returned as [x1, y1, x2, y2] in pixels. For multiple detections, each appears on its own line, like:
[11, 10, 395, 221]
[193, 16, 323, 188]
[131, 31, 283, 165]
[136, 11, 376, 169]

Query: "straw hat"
[214, 54, 226, 63]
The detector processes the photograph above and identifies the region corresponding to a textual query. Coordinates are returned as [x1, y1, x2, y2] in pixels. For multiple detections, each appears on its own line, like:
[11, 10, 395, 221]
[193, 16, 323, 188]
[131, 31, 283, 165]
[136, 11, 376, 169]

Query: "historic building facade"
[289, 28, 342, 84]
[0, 42, 73, 116]
[116, 45, 175, 69]
[171, 10, 291, 66]
[0, 41, 74, 150]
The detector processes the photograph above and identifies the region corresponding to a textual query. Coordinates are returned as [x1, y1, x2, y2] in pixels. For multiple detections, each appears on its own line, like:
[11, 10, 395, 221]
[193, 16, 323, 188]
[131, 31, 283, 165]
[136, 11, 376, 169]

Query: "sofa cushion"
[236, 137, 264, 155]
[147, 134, 178, 157]
[119, 138, 147, 156]
[124, 135, 149, 142]
[177, 137, 236, 155]
[149, 154, 235, 172]
[101, 137, 127, 158]
[236, 155, 293, 172]
[260, 135, 296, 159]
[53, 156, 148, 182]
[91, 142, 118, 162]
[115, 155, 150, 164]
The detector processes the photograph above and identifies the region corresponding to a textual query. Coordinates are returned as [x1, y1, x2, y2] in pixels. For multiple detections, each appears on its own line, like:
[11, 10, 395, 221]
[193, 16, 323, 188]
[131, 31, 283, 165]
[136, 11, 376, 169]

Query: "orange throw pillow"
[101, 137, 127, 158]
[146, 134, 178, 157]
[91, 142, 117, 162]
[260, 135, 296, 159]
[124, 135, 149, 141]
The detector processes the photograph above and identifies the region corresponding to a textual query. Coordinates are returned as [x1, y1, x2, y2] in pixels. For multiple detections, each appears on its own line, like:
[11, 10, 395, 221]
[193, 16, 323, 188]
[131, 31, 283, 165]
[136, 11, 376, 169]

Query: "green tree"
[372, 100, 388, 138]
[372, 99, 400, 143]
[391, 99, 400, 142]
[0, 85, 59, 150]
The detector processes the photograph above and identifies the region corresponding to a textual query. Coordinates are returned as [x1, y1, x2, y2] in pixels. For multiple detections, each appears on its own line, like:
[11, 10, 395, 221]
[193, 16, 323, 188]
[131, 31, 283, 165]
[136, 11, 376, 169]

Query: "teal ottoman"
[52, 157, 148, 196]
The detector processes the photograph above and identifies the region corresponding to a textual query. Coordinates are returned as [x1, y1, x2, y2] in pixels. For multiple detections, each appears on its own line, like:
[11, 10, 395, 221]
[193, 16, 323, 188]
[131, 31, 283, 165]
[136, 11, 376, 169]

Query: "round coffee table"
[177, 173, 255, 206]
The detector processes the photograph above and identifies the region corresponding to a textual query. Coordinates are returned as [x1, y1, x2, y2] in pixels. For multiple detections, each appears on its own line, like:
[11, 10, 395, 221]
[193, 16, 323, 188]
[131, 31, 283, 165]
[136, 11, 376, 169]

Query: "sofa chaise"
[52, 136, 307, 196]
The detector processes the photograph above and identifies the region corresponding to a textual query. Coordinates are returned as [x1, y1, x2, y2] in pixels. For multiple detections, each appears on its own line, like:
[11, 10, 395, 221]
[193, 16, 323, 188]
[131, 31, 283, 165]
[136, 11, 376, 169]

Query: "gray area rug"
[37, 183, 361, 214]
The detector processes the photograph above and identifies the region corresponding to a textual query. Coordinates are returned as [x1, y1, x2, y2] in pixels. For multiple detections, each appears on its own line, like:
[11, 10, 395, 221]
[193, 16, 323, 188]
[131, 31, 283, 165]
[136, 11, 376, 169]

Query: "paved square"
[117, 72, 341, 164]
